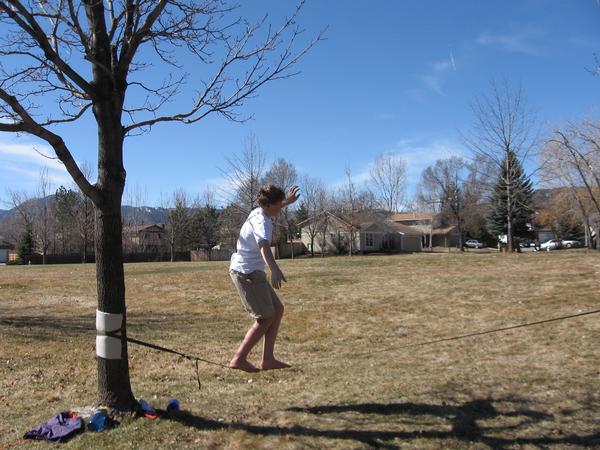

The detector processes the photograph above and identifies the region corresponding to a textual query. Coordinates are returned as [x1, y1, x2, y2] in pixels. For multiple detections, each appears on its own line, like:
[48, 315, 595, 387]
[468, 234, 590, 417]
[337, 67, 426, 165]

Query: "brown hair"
[257, 185, 285, 207]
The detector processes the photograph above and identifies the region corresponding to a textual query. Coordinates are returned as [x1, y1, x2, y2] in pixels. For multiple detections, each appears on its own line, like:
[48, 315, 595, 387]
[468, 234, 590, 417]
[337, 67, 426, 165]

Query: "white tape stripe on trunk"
[96, 335, 122, 359]
[96, 310, 123, 333]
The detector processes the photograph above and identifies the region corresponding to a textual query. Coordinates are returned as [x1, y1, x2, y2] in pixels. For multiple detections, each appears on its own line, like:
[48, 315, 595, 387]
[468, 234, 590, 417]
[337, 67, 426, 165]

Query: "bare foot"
[260, 359, 291, 371]
[229, 358, 260, 373]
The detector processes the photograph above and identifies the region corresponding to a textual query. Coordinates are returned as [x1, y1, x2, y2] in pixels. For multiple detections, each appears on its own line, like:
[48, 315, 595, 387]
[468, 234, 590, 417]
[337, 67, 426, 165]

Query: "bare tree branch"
[0, 86, 101, 205]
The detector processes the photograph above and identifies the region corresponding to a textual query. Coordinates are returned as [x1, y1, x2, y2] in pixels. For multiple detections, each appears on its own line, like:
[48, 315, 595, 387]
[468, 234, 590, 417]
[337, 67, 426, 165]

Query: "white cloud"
[433, 52, 456, 73]
[327, 138, 467, 192]
[422, 75, 444, 95]
[422, 53, 457, 95]
[0, 140, 72, 188]
[395, 139, 467, 181]
[476, 28, 543, 55]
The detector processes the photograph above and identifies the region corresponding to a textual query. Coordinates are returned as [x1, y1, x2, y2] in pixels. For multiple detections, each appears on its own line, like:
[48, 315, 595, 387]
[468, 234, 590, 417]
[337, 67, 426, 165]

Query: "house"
[389, 212, 460, 248]
[123, 224, 167, 251]
[0, 239, 14, 264]
[532, 227, 556, 243]
[300, 210, 423, 255]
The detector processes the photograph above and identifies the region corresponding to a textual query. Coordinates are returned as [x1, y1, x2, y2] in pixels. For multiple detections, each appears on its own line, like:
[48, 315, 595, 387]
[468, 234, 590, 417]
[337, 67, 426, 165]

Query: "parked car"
[561, 239, 581, 248]
[465, 239, 485, 249]
[520, 239, 534, 248]
[540, 239, 561, 251]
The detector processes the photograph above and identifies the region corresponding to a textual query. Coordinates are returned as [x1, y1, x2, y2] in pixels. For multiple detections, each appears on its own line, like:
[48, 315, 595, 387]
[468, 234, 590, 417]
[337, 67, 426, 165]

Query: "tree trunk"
[505, 154, 514, 253]
[92, 73, 136, 410]
[583, 218, 591, 249]
[82, 231, 87, 263]
[458, 224, 464, 252]
[95, 199, 137, 411]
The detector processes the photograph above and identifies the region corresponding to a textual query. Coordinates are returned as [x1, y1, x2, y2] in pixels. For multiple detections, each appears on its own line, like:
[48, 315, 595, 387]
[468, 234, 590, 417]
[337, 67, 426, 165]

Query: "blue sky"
[1, 0, 600, 207]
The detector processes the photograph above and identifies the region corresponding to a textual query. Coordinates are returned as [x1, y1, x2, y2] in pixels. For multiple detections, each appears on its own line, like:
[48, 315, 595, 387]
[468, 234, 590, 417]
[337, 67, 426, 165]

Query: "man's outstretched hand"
[284, 185, 301, 207]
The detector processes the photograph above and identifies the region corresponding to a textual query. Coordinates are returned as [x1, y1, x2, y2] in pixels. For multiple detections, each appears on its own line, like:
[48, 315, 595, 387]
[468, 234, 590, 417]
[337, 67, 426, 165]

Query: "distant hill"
[121, 205, 170, 225]
[0, 198, 203, 227]
[532, 187, 571, 208]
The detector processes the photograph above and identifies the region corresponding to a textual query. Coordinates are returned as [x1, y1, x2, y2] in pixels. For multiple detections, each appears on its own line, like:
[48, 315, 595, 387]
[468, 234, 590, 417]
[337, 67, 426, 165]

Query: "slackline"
[106, 306, 600, 384]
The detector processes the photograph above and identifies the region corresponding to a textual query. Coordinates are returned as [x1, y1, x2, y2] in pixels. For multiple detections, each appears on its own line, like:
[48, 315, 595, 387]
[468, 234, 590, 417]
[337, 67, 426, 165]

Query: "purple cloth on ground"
[23, 411, 84, 442]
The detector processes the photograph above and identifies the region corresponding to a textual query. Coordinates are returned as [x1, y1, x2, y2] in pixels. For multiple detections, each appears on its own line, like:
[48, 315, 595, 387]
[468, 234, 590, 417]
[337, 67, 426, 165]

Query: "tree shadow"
[0, 311, 207, 341]
[161, 397, 600, 449]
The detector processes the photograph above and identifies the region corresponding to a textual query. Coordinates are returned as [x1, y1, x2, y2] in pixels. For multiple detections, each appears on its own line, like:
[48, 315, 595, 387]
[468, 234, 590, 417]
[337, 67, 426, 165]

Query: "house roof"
[431, 225, 457, 236]
[0, 240, 14, 250]
[345, 219, 424, 236]
[300, 210, 425, 236]
[383, 220, 425, 236]
[389, 211, 440, 222]
[123, 224, 165, 234]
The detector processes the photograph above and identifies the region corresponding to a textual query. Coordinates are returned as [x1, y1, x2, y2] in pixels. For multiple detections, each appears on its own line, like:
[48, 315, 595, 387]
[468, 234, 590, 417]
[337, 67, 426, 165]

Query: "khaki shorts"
[229, 270, 283, 320]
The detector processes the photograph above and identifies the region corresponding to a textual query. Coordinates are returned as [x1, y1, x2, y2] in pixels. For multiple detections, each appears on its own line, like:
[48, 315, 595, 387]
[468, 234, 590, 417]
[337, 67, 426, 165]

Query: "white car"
[465, 239, 484, 249]
[561, 240, 580, 248]
[540, 239, 561, 251]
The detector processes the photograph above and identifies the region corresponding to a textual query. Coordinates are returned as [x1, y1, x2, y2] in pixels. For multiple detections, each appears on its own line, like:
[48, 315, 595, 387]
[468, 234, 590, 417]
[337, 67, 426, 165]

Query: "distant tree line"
[3, 83, 599, 263]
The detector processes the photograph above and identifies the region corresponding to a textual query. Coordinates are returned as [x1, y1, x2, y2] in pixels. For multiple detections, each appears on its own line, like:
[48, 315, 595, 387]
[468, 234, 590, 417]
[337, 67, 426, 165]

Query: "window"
[365, 233, 374, 247]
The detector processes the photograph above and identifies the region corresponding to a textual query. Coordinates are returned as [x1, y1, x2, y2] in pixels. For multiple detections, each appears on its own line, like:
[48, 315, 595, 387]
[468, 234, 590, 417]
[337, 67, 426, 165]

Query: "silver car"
[540, 239, 560, 251]
[465, 239, 484, 249]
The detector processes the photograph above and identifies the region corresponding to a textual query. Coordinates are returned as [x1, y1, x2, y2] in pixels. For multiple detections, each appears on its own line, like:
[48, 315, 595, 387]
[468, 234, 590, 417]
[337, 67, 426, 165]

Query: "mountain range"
[0, 198, 171, 225]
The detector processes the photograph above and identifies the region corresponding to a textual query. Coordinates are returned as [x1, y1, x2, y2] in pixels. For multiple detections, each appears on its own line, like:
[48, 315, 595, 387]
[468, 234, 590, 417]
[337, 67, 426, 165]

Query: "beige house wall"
[302, 228, 422, 254]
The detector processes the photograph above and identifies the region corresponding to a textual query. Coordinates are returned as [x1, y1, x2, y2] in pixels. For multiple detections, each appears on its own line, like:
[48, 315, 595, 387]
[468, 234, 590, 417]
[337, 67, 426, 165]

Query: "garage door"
[401, 236, 422, 252]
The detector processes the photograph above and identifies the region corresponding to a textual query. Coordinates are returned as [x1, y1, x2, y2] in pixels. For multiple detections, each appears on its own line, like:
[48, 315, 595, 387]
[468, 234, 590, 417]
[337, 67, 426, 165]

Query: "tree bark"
[95, 199, 136, 411]
[505, 155, 514, 253]
[92, 76, 136, 410]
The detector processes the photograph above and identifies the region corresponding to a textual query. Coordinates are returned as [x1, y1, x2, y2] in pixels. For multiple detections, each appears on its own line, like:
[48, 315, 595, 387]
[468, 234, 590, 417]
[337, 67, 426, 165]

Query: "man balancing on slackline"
[229, 184, 300, 372]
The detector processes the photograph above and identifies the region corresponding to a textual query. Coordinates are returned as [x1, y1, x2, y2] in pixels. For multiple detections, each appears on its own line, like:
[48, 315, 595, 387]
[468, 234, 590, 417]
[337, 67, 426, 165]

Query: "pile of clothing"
[23, 411, 85, 443]
[23, 398, 179, 443]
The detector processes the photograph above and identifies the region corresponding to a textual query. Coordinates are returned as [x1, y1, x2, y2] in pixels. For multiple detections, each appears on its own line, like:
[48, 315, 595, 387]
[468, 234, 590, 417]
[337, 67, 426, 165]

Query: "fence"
[190, 248, 233, 262]
[272, 242, 307, 259]
[10, 250, 191, 265]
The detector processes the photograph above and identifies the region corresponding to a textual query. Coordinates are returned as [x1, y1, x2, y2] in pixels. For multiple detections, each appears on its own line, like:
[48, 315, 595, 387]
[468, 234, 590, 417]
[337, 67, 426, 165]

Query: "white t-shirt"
[229, 207, 273, 273]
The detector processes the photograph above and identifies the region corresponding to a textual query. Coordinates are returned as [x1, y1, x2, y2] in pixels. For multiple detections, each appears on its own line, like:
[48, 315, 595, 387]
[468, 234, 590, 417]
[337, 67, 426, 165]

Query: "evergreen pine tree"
[487, 150, 534, 245]
[17, 224, 35, 264]
[195, 205, 220, 249]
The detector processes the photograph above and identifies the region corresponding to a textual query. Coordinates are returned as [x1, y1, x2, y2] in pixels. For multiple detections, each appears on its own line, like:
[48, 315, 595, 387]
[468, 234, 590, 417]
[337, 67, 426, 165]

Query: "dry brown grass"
[1, 250, 600, 449]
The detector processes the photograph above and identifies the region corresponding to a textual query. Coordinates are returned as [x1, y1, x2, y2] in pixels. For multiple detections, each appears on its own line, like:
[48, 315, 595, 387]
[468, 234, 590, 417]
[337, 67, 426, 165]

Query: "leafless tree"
[299, 175, 326, 256]
[463, 80, 538, 252]
[542, 120, 600, 247]
[369, 152, 407, 213]
[73, 161, 95, 262]
[7, 189, 34, 230]
[221, 133, 268, 212]
[201, 185, 217, 209]
[166, 188, 191, 262]
[264, 158, 298, 254]
[123, 182, 148, 253]
[34, 167, 52, 264]
[418, 157, 472, 250]
[0, 0, 320, 411]
[330, 167, 375, 255]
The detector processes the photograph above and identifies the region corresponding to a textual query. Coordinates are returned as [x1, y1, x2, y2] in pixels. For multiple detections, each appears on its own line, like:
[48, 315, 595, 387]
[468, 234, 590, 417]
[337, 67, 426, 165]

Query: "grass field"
[1, 251, 600, 449]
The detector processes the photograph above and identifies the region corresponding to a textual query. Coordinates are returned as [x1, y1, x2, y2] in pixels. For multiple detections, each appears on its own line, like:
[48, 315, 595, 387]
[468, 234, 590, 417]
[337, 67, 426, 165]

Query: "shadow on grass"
[162, 397, 600, 449]
[0, 311, 210, 341]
